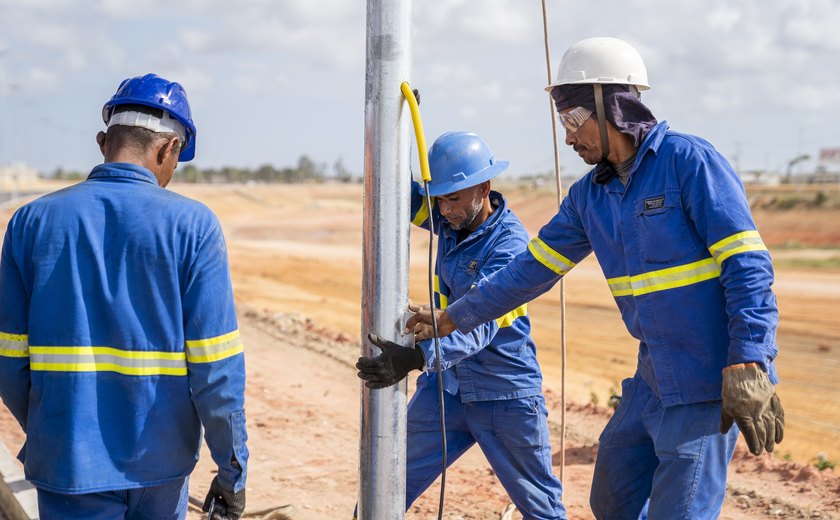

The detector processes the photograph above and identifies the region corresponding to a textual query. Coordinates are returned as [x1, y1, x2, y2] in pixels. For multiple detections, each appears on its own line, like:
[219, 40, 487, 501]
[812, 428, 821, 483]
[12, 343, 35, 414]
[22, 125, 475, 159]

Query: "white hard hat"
[545, 37, 650, 92]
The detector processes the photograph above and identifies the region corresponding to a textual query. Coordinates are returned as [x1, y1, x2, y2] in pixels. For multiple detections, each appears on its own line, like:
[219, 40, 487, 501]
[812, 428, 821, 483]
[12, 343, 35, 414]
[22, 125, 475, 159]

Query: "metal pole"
[539, 0, 567, 481]
[0, 48, 7, 173]
[358, 0, 412, 518]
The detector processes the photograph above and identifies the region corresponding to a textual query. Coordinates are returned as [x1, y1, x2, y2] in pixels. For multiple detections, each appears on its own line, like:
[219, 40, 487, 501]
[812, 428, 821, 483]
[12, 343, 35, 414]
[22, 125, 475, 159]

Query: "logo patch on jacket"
[466, 258, 479, 272]
[644, 195, 665, 211]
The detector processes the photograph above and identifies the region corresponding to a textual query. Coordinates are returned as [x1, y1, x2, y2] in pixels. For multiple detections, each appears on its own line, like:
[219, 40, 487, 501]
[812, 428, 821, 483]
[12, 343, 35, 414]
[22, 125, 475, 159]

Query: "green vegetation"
[607, 381, 622, 411]
[812, 453, 836, 471]
[49, 155, 361, 185]
[175, 155, 341, 184]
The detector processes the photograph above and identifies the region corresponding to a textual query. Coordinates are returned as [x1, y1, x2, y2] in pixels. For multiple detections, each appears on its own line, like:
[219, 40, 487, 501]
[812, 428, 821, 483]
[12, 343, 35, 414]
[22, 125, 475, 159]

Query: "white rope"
[540, 0, 567, 482]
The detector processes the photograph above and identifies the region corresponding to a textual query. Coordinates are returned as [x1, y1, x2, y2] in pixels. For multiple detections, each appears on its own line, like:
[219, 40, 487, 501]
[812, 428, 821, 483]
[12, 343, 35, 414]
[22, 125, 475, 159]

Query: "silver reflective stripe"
[0, 332, 28, 357]
[709, 231, 767, 265]
[28, 346, 187, 376]
[186, 330, 244, 363]
[528, 237, 576, 276]
[608, 257, 721, 297]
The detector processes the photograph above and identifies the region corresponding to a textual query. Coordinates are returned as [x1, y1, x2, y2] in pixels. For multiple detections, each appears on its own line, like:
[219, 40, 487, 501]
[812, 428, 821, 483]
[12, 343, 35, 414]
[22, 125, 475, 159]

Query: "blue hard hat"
[102, 73, 197, 162]
[420, 131, 509, 196]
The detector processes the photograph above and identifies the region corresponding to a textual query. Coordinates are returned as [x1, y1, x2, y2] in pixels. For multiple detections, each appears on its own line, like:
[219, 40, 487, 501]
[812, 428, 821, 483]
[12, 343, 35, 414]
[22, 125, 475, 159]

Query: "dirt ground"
[0, 182, 838, 518]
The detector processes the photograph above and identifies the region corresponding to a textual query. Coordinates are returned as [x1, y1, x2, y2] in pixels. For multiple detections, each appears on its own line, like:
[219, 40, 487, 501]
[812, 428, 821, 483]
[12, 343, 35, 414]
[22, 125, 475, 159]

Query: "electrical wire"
[401, 81, 447, 520]
[539, 0, 568, 481]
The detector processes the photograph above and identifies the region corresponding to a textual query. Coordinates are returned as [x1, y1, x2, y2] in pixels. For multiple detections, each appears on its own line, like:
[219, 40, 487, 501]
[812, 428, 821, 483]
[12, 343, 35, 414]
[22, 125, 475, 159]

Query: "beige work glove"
[720, 362, 785, 456]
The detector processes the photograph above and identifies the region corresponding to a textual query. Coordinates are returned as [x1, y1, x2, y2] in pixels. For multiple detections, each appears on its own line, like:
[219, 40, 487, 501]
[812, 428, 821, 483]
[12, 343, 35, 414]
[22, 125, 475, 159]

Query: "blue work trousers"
[406, 384, 566, 520]
[37, 477, 189, 520]
[591, 376, 738, 519]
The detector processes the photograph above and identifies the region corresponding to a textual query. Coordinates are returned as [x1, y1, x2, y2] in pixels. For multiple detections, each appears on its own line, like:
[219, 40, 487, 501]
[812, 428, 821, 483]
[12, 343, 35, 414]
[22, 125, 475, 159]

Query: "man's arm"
[677, 139, 783, 455]
[410, 179, 438, 232]
[677, 142, 778, 376]
[415, 228, 526, 370]
[0, 218, 32, 431]
[410, 194, 592, 335]
[182, 223, 248, 495]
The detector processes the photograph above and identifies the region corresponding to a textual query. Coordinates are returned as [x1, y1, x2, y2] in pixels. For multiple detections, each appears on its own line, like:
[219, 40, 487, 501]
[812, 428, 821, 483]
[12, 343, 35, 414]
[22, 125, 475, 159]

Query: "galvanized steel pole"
[359, 0, 412, 518]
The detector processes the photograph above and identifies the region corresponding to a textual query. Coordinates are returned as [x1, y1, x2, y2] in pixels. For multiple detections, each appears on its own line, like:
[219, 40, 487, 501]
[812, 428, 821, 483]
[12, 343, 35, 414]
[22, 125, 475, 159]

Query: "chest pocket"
[453, 255, 485, 295]
[634, 191, 699, 265]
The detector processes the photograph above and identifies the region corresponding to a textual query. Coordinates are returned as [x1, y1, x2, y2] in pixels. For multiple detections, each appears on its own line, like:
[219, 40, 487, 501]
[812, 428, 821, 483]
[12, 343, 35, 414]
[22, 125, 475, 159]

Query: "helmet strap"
[593, 84, 610, 162]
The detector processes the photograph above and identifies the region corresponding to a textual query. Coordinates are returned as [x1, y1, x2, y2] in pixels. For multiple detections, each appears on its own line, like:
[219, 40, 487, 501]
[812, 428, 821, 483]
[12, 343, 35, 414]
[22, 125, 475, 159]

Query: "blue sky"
[1, 0, 839, 178]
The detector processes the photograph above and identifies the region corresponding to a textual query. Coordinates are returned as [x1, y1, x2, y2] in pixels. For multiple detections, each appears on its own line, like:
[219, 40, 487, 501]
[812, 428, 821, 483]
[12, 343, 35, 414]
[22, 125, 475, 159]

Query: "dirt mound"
[0, 306, 837, 519]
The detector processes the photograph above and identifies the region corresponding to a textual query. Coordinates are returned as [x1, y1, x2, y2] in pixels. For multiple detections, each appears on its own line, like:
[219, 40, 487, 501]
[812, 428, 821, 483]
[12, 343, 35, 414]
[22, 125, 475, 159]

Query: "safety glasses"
[557, 106, 593, 134]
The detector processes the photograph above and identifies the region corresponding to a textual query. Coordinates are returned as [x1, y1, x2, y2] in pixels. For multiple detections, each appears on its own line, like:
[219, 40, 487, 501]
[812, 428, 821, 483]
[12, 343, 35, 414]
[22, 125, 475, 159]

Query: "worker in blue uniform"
[356, 131, 566, 520]
[0, 74, 248, 520]
[407, 38, 784, 519]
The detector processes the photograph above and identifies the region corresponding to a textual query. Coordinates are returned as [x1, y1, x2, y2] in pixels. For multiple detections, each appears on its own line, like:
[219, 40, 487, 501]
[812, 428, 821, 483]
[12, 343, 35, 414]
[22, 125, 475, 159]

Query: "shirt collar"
[87, 162, 160, 185]
[638, 120, 669, 157]
[592, 120, 670, 191]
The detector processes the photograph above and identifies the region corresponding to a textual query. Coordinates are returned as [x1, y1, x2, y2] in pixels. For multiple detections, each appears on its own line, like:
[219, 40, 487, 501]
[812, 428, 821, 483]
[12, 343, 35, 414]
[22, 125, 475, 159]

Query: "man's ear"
[96, 131, 107, 157]
[478, 180, 491, 198]
[156, 137, 179, 165]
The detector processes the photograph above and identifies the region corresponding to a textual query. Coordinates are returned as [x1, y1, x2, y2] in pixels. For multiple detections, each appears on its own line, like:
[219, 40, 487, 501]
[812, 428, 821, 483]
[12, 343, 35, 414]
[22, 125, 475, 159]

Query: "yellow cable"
[400, 81, 431, 182]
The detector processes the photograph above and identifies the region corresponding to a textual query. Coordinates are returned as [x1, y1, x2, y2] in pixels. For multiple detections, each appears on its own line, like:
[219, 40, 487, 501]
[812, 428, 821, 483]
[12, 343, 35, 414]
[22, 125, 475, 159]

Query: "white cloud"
[18, 66, 59, 91]
[706, 6, 742, 32]
[459, 106, 478, 119]
[180, 29, 212, 52]
[423, 62, 502, 101]
[417, 0, 533, 43]
[2, 0, 839, 174]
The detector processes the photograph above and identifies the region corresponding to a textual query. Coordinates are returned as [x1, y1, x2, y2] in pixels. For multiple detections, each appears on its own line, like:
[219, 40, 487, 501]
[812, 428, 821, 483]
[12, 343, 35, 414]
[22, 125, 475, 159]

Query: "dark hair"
[105, 104, 178, 156]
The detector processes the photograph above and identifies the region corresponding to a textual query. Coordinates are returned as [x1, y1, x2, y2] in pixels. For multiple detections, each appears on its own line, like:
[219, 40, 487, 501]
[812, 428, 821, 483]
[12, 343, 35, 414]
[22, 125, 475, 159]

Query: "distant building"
[818, 147, 840, 175]
[0, 162, 39, 190]
[739, 170, 782, 186]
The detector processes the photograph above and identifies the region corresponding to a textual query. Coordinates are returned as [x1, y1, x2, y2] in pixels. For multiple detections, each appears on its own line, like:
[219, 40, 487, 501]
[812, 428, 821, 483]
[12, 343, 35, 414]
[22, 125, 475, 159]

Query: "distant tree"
[296, 155, 325, 182]
[179, 164, 200, 183]
[334, 158, 357, 183]
[52, 167, 84, 181]
[255, 164, 275, 183]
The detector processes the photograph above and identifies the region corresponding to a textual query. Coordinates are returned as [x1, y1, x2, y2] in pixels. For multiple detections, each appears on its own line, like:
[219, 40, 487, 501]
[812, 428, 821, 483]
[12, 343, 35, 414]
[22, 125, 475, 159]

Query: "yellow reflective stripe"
[30, 346, 184, 360]
[0, 331, 29, 357]
[433, 276, 449, 310]
[29, 346, 187, 375]
[29, 362, 187, 376]
[607, 277, 633, 297]
[411, 197, 433, 226]
[185, 330, 240, 348]
[186, 330, 244, 363]
[708, 230, 767, 265]
[607, 258, 721, 297]
[496, 304, 527, 328]
[527, 237, 576, 276]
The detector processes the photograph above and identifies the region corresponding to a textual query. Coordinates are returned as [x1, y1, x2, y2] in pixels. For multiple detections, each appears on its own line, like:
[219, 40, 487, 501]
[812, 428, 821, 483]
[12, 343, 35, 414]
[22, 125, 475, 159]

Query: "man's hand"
[407, 302, 435, 340]
[405, 307, 456, 340]
[720, 362, 785, 456]
[203, 476, 246, 520]
[356, 333, 424, 389]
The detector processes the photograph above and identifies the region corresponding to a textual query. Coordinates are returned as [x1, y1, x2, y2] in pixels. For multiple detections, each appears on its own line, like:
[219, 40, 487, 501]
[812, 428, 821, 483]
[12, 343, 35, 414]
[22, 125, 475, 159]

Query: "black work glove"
[203, 476, 246, 520]
[720, 362, 785, 456]
[356, 333, 424, 389]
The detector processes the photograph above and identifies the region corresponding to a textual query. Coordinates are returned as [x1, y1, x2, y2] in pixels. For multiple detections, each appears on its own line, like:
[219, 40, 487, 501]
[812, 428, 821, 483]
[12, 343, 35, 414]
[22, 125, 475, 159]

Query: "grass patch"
[812, 453, 837, 471]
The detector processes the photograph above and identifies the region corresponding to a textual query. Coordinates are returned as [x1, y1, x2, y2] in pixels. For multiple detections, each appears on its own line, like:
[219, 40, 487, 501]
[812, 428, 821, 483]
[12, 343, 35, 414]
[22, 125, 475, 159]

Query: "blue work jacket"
[410, 182, 543, 402]
[0, 163, 248, 493]
[447, 122, 779, 406]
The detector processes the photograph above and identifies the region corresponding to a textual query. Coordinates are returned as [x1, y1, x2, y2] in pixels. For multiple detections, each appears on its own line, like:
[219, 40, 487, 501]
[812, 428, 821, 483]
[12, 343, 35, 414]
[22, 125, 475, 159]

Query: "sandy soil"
[0, 182, 838, 518]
